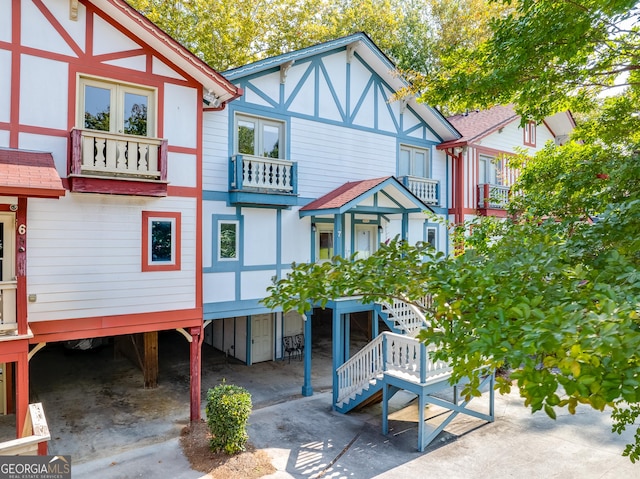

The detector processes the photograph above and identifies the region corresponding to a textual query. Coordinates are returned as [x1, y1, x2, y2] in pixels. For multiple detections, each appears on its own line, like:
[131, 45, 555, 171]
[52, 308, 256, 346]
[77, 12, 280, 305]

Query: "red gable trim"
[301, 177, 391, 211]
[0, 148, 65, 198]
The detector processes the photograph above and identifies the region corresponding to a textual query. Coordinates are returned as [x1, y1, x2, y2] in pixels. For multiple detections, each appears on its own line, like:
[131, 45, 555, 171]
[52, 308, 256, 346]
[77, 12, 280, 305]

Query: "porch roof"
[0, 148, 65, 198]
[299, 176, 432, 217]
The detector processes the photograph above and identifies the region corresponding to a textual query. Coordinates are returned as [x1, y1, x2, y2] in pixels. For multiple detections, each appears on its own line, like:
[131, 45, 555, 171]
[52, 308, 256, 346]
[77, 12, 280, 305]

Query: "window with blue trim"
[426, 226, 437, 249]
[236, 114, 284, 158]
[399, 145, 430, 178]
[219, 220, 239, 261]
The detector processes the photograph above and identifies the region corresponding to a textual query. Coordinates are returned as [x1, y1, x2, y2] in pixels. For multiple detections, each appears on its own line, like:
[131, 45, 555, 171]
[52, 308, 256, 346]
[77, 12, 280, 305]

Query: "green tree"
[127, 0, 500, 73]
[415, 0, 640, 119]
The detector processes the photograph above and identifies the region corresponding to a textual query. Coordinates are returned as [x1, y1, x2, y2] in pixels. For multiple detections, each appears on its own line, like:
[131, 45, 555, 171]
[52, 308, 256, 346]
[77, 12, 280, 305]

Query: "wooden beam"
[28, 342, 47, 361]
[175, 327, 193, 343]
[143, 331, 158, 389]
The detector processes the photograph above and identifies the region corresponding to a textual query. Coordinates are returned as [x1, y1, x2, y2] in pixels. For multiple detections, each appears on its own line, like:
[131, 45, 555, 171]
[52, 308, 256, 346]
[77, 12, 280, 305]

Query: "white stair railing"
[336, 334, 384, 405]
[380, 296, 430, 337]
[336, 332, 452, 406]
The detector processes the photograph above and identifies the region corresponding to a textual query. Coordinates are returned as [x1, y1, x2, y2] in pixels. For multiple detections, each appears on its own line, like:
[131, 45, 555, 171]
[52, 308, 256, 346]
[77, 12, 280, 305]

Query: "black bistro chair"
[283, 335, 297, 363]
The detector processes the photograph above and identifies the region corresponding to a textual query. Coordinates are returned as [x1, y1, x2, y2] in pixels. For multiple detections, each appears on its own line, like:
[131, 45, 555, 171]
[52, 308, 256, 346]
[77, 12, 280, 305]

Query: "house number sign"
[18, 224, 26, 235]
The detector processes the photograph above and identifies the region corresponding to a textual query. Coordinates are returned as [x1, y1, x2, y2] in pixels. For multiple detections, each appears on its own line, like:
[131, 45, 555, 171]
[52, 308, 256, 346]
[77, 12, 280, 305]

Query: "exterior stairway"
[335, 297, 447, 413]
[334, 296, 496, 452]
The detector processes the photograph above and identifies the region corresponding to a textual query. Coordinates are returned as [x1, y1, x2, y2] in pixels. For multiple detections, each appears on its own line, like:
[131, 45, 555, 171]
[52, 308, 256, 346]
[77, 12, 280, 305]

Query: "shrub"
[205, 382, 252, 454]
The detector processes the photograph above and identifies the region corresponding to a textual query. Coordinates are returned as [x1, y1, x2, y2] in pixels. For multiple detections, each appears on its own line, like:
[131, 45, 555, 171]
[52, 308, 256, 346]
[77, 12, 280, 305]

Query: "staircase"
[378, 295, 431, 337]
[335, 297, 437, 412]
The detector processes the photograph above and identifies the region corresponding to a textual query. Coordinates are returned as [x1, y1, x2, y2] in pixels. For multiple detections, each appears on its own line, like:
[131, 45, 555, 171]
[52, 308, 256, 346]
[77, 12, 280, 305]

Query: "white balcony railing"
[400, 176, 439, 205]
[477, 184, 510, 209]
[0, 281, 17, 332]
[231, 154, 295, 193]
[72, 129, 164, 180]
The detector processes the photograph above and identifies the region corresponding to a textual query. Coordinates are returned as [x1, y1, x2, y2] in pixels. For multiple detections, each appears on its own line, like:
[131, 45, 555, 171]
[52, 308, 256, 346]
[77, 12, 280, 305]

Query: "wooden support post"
[143, 331, 158, 389]
[189, 326, 202, 422]
[15, 353, 28, 438]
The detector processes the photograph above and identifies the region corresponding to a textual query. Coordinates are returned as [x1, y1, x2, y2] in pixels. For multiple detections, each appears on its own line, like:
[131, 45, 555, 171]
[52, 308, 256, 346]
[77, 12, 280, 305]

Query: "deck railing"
[477, 184, 510, 209]
[335, 332, 451, 405]
[71, 129, 166, 180]
[400, 176, 439, 205]
[0, 281, 17, 332]
[230, 154, 296, 193]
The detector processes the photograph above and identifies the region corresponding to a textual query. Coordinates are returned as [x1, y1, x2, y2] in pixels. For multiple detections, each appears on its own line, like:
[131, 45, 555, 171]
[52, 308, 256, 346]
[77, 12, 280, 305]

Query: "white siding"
[164, 83, 198, 148]
[292, 118, 396, 198]
[167, 152, 197, 188]
[0, 0, 10, 43]
[0, 129, 9, 147]
[204, 272, 236, 303]
[18, 133, 68, 177]
[202, 109, 230, 191]
[281, 209, 311, 265]
[241, 270, 275, 299]
[21, 0, 77, 57]
[27, 195, 197, 321]
[92, 14, 140, 55]
[19, 55, 68, 130]
[0, 49, 10, 123]
[41, 0, 86, 51]
[243, 208, 277, 266]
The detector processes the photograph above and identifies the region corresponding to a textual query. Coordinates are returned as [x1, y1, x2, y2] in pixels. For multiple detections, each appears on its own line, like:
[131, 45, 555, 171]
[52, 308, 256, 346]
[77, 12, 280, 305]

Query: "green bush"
[205, 382, 252, 454]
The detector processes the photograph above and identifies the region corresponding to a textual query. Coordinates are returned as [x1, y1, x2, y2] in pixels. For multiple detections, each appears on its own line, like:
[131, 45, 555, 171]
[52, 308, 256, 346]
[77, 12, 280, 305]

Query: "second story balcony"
[477, 184, 510, 211]
[399, 176, 439, 206]
[69, 129, 168, 197]
[229, 154, 298, 207]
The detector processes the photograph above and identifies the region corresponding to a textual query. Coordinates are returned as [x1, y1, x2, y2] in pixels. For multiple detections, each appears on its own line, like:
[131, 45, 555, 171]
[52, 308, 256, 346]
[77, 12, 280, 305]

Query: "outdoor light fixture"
[378, 224, 383, 233]
[311, 223, 316, 232]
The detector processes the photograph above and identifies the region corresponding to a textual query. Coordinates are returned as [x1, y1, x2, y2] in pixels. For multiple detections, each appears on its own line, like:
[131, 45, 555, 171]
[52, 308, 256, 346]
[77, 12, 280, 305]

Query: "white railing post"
[76, 130, 163, 179]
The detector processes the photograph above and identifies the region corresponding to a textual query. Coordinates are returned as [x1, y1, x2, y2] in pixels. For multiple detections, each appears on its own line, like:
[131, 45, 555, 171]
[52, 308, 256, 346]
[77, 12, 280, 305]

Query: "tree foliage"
[127, 0, 502, 73]
[415, 0, 640, 119]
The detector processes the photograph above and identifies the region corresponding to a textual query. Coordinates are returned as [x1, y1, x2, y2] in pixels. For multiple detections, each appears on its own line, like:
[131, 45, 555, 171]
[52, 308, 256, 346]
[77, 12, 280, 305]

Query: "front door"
[354, 224, 377, 260]
[0, 213, 16, 331]
[251, 314, 273, 363]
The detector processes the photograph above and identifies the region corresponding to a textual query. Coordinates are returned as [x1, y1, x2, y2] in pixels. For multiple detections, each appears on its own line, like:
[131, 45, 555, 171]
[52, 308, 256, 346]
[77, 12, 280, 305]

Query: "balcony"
[69, 129, 168, 197]
[399, 176, 439, 206]
[229, 154, 298, 207]
[0, 281, 17, 335]
[477, 184, 510, 212]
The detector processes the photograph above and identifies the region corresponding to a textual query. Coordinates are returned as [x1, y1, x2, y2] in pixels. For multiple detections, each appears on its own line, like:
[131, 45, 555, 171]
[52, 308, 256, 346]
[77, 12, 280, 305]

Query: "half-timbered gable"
[201, 33, 459, 371]
[0, 0, 239, 441]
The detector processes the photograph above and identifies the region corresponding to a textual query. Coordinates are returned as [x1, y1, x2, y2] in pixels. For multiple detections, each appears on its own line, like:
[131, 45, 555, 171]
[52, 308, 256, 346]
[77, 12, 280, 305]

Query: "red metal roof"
[440, 105, 519, 148]
[0, 148, 65, 198]
[300, 177, 392, 211]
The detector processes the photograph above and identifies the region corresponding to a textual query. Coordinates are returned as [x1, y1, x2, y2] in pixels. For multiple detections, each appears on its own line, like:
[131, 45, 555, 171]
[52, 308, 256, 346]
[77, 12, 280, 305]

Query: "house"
[0, 0, 240, 442]
[201, 32, 470, 433]
[439, 105, 575, 224]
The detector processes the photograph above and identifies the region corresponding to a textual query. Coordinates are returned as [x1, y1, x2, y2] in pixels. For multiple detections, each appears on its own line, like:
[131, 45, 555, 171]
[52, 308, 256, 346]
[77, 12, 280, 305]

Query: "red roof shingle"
[300, 177, 391, 211]
[441, 105, 519, 148]
[0, 148, 65, 198]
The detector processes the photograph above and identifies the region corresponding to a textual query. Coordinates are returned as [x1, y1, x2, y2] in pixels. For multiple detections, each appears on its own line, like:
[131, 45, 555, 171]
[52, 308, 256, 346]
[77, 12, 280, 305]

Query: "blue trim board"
[204, 299, 274, 320]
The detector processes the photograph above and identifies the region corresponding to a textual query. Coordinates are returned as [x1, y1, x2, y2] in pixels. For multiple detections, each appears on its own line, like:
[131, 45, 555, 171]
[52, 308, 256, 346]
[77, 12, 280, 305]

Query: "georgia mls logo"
[0, 455, 71, 479]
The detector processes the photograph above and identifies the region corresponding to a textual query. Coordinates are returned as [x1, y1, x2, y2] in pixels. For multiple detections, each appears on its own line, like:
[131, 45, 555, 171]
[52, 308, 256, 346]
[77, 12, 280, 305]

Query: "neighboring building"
[200, 32, 460, 402]
[0, 0, 240, 439]
[439, 105, 575, 224]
